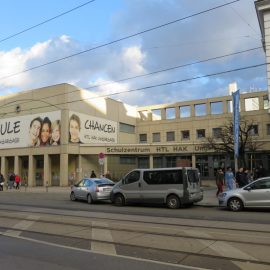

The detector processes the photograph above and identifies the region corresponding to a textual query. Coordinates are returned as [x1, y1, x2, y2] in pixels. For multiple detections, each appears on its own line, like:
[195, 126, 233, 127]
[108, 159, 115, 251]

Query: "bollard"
[24, 183, 27, 192]
[45, 181, 48, 192]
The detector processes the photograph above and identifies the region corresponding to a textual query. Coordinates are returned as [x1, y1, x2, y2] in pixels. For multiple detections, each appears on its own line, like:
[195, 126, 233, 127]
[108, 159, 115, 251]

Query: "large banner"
[0, 111, 61, 149]
[69, 111, 118, 144]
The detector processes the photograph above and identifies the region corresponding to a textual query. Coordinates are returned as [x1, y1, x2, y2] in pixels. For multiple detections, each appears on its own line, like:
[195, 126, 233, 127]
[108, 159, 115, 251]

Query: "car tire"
[70, 192, 76, 201]
[87, 194, 92, 204]
[166, 195, 180, 209]
[114, 194, 125, 206]
[228, 197, 243, 211]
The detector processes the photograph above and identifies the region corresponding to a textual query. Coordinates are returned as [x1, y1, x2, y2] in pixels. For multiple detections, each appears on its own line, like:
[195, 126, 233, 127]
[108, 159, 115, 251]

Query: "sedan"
[70, 178, 115, 204]
[218, 177, 270, 211]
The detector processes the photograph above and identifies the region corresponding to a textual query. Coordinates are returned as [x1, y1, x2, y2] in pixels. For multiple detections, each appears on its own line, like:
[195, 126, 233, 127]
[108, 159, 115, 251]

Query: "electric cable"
[0, 0, 96, 44]
[0, 0, 239, 82]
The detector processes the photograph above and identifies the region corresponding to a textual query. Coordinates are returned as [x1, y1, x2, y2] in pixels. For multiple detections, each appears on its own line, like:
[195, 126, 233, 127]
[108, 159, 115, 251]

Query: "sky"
[0, 0, 267, 107]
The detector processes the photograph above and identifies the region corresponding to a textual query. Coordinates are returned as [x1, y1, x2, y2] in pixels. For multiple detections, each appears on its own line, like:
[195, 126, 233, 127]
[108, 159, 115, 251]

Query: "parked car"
[111, 167, 203, 209]
[218, 177, 270, 211]
[70, 178, 115, 203]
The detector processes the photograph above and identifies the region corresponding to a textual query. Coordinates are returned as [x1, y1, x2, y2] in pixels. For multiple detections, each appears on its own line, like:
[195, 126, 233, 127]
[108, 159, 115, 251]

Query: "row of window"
[139, 96, 269, 121]
[139, 124, 264, 143]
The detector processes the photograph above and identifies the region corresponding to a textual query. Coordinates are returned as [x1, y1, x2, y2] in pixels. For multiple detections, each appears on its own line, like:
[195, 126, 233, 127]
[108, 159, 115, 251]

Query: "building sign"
[0, 111, 61, 149]
[69, 111, 118, 144]
[106, 144, 213, 154]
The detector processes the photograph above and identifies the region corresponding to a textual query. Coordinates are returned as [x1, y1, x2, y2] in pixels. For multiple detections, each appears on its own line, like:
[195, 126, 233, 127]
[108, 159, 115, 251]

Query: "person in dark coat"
[236, 167, 248, 188]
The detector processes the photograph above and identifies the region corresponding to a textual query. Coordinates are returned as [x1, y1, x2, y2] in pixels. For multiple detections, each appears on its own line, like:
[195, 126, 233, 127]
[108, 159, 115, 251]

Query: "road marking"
[91, 221, 116, 255]
[3, 215, 39, 237]
[0, 233, 209, 270]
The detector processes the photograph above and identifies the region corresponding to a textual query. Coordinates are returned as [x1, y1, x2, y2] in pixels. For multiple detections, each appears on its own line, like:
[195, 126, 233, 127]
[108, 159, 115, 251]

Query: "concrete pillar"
[60, 153, 68, 186]
[28, 155, 35, 187]
[175, 106, 180, 119]
[223, 100, 227, 114]
[192, 154, 196, 168]
[149, 155, 153, 168]
[161, 108, 166, 120]
[190, 105, 195, 117]
[104, 156, 108, 175]
[44, 154, 51, 186]
[77, 155, 83, 181]
[14, 156, 19, 175]
[206, 102, 211, 115]
[1, 156, 7, 181]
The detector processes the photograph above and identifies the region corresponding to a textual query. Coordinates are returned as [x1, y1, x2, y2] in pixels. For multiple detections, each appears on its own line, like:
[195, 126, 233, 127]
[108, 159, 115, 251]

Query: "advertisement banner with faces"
[69, 111, 118, 144]
[0, 111, 61, 149]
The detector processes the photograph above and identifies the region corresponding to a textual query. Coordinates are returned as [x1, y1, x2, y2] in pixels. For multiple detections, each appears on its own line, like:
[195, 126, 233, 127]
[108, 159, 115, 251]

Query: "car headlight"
[220, 193, 227, 198]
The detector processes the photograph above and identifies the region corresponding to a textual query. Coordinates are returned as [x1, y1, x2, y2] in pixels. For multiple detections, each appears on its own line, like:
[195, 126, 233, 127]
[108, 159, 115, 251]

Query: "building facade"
[0, 83, 269, 186]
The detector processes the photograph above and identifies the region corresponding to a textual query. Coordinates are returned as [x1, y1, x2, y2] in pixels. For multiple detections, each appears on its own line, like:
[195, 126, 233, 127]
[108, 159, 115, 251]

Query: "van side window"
[143, 170, 183, 185]
[124, 171, 140, 184]
[187, 170, 199, 183]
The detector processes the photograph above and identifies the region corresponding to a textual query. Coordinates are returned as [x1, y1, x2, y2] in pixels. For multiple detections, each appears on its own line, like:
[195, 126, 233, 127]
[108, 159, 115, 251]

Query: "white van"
[111, 167, 203, 209]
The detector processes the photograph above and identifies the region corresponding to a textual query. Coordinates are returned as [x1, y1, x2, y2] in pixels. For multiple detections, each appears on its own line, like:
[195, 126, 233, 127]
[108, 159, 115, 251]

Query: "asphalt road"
[0, 235, 199, 270]
[0, 190, 270, 224]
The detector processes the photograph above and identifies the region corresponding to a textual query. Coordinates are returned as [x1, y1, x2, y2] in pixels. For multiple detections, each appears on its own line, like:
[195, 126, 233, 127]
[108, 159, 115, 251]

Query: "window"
[166, 131, 175, 142]
[36, 159, 44, 169]
[187, 169, 199, 183]
[120, 157, 136, 164]
[213, 128, 222, 138]
[248, 125, 258, 136]
[245, 97, 259, 111]
[267, 124, 270, 135]
[195, 104, 206, 116]
[166, 108, 175, 119]
[152, 132, 160, 142]
[181, 130, 190, 140]
[139, 133, 147, 143]
[197, 129, 205, 138]
[119, 122, 135, 133]
[211, 102, 223, 115]
[152, 109, 161, 121]
[124, 171, 140, 184]
[138, 157, 149, 168]
[249, 179, 270, 190]
[180, 106, 190, 118]
[84, 179, 93, 187]
[143, 170, 183, 185]
[263, 95, 269, 110]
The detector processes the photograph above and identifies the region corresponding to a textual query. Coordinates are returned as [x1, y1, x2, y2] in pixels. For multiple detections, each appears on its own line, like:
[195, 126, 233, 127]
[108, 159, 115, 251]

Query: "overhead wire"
[1, 62, 267, 115]
[0, 0, 96, 44]
[0, 45, 264, 111]
[0, 0, 240, 82]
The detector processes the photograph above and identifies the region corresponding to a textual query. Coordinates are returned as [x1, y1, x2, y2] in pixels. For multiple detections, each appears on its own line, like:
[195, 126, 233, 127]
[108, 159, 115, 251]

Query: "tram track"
[0, 211, 270, 247]
[0, 223, 270, 267]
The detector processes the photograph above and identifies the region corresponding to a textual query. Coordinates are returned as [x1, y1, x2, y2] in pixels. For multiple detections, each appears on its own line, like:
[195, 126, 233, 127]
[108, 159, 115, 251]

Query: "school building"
[0, 83, 269, 186]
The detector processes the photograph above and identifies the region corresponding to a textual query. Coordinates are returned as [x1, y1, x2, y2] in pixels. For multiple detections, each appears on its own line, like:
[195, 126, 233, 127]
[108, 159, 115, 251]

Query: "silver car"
[70, 178, 114, 204]
[218, 177, 270, 211]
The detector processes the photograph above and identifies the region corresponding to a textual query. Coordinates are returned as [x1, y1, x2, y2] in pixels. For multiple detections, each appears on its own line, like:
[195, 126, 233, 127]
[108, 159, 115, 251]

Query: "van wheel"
[228, 197, 243, 211]
[87, 194, 92, 204]
[167, 195, 180, 209]
[70, 192, 76, 201]
[114, 194, 125, 206]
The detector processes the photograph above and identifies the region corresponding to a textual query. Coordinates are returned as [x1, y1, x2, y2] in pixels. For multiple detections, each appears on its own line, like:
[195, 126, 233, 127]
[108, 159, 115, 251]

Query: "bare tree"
[204, 117, 262, 167]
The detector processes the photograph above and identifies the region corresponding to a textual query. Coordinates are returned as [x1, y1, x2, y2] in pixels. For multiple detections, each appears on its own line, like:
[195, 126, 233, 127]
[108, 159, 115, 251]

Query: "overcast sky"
[0, 0, 267, 106]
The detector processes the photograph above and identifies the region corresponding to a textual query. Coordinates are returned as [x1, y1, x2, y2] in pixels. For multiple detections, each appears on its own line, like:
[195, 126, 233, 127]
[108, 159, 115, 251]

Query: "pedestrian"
[8, 172, 15, 189]
[216, 168, 224, 197]
[90, 170, 96, 178]
[224, 167, 235, 190]
[244, 168, 252, 183]
[236, 167, 248, 188]
[15, 175, 21, 189]
[257, 164, 266, 179]
[0, 173, 4, 191]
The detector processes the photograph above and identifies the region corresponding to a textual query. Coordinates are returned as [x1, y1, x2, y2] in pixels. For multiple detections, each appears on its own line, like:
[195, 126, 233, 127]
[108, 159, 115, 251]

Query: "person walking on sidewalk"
[225, 167, 235, 190]
[15, 174, 21, 190]
[0, 173, 4, 191]
[216, 168, 224, 197]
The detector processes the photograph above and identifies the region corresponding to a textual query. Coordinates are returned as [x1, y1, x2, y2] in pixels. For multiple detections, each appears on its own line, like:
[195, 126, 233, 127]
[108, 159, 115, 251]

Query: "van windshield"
[143, 170, 183, 185]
